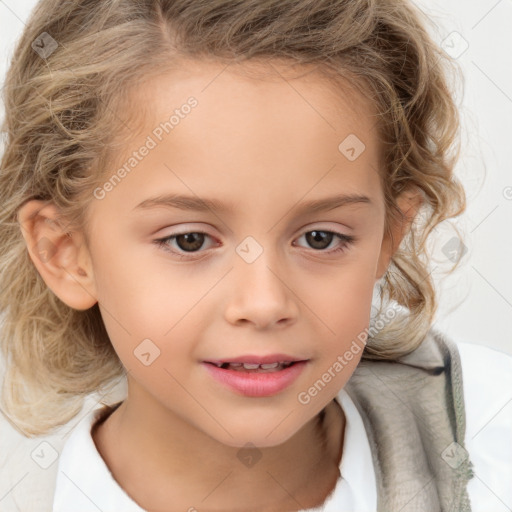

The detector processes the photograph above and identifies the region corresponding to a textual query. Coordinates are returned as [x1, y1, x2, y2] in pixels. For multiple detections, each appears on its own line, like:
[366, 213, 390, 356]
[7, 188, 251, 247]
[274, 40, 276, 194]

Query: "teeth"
[242, 363, 260, 370]
[209, 361, 296, 371]
[260, 362, 279, 369]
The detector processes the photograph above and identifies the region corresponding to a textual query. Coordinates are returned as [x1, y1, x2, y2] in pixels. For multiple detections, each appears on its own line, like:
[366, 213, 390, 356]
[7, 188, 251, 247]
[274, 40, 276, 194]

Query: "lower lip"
[202, 361, 308, 397]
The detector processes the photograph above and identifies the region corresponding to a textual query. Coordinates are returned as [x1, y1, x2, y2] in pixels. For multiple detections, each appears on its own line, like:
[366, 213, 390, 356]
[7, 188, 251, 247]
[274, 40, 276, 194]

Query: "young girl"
[0, 0, 511, 511]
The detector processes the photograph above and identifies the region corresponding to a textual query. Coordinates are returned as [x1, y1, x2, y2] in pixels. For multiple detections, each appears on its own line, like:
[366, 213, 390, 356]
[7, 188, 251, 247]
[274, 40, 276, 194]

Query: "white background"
[1, 0, 511, 355]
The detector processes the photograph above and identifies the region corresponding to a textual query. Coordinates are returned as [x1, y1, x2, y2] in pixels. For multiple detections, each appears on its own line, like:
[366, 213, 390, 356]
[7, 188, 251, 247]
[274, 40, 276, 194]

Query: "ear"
[17, 199, 98, 310]
[375, 187, 424, 281]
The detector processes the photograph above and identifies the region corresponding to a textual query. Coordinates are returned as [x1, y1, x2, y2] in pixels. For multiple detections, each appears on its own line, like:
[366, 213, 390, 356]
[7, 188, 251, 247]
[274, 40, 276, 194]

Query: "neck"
[93, 384, 345, 512]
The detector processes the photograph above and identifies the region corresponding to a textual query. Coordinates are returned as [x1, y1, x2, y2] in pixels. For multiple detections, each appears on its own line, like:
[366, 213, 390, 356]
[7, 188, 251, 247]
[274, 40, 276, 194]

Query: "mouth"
[205, 361, 299, 372]
[202, 355, 309, 397]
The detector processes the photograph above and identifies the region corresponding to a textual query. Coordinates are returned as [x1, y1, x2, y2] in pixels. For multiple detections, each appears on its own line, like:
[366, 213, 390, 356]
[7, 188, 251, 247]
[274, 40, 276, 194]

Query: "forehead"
[121, 57, 378, 151]
[96, 58, 383, 218]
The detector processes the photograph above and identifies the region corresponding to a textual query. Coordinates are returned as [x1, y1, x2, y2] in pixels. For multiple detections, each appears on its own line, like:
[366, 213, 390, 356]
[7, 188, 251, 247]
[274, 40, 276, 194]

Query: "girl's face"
[82, 59, 392, 447]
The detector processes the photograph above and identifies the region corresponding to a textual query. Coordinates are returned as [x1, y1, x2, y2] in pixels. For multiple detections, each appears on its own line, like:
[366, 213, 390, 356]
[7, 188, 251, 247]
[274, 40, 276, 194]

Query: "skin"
[18, 59, 422, 511]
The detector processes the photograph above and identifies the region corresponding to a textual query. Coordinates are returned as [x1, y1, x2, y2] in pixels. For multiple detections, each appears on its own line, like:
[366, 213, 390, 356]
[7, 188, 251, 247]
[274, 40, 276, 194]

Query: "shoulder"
[52, 404, 114, 511]
[0, 409, 68, 512]
[456, 340, 512, 379]
[456, 340, 512, 434]
[455, 341, 512, 511]
[0, 394, 115, 512]
[53, 402, 143, 512]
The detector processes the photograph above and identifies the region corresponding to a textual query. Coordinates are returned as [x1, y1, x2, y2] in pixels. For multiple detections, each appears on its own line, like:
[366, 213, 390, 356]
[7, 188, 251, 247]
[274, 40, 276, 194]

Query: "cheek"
[90, 243, 207, 377]
[300, 254, 376, 332]
[320, 284, 371, 371]
[297, 257, 376, 396]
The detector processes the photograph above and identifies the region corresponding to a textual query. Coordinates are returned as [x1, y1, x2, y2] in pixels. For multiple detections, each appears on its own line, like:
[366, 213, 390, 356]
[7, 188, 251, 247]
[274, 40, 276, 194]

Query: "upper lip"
[204, 354, 308, 365]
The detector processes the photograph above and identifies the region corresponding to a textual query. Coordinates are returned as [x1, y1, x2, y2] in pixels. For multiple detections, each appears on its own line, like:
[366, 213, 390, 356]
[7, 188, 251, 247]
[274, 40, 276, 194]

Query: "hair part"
[0, 0, 465, 435]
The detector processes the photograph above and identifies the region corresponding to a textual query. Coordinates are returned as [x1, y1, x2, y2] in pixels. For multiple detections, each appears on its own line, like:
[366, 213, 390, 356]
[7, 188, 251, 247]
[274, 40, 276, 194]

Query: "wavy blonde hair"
[0, 0, 466, 436]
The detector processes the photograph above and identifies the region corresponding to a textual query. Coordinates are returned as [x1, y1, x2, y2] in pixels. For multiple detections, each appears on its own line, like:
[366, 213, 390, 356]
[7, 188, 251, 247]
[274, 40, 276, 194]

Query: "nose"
[223, 249, 299, 330]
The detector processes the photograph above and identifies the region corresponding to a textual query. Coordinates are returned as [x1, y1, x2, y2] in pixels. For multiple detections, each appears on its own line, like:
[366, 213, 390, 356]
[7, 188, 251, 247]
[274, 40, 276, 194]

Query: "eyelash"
[154, 229, 356, 260]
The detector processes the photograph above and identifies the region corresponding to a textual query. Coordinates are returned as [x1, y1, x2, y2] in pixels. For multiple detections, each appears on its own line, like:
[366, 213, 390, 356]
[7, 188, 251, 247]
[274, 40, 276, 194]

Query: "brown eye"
[294, 230, 356, 255]
[155, 231, 216, 257]
[304, 230, 334, 250]
[174, 233, 206, 252]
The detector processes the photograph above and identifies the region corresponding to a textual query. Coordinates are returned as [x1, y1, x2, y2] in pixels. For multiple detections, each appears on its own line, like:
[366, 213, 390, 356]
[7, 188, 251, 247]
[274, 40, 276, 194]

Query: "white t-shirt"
[52, 342, 512, 512]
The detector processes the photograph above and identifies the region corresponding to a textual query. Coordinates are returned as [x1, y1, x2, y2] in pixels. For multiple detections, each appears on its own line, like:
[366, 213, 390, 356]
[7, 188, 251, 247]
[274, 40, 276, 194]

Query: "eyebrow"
[132, 193, 372, 215]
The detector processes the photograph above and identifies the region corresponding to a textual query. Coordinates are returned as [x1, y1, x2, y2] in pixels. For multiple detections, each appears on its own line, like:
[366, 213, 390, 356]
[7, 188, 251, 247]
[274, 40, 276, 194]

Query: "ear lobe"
[17, 200, 98, 310]
[375, 187, 425, 281]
